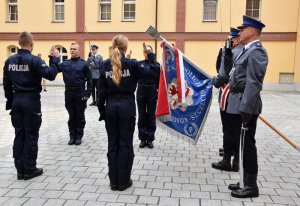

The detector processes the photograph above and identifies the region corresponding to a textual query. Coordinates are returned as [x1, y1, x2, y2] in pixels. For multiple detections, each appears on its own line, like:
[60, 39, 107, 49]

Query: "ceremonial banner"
[156, 42, 213, 145]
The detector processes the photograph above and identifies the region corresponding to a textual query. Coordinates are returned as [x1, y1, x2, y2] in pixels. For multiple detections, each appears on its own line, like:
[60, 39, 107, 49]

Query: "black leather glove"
[6, 100, 12, 110]
[240, 112, 252, 125]
[215, 48, 222, 73]
[212, 75, 227, 88]
[88, 52, 92, 57]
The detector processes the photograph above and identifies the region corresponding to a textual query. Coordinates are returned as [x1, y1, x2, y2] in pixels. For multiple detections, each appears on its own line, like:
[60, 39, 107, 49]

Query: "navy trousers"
[10, 94, 42, 174]
[105, 98, 136, 187]
[243, 115, 259, 175]
[137, 85, 157, 141]
[65, 90, 87, 140]
[221, 111, 242, 156]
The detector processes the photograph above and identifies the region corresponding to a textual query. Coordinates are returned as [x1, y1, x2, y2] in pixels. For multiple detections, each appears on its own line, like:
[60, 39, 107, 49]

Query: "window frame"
[54, 0, 65, 22]
[9, 46, 19, 56]
[246, 0, 261, 20]
[122, 0, 136, 22]
[99, 0, 111, 22]
[55, 45, 68, 63]
[203, 0, 218, 22]
[8, 0, 18, 22]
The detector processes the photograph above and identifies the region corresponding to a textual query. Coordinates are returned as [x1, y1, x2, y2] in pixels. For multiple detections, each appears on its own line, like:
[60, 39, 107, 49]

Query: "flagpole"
[145, 26, 212, 79]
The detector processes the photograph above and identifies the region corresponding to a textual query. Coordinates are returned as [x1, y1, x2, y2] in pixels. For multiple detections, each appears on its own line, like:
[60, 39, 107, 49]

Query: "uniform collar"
[244, 40, 260, 50]
[71, 57, 80, 61]
[18, 49, 31, 54]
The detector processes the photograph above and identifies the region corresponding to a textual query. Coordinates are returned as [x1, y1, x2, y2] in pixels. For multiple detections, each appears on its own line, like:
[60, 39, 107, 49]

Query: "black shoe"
[17, 173, 24, 180]
[139, 140, 147, 148]
[232, 162, 239, 172]
[228, 182, 240, 190]
[147, 141, 154, 149]
[231, 186, 259, 198]
[211, 157, 232, 171]
[219, 148, 224, 152]
[75, 139, 82, 145]
[219, 151, 224, 156]
[89, 101, 96, 106]
[68, 138, 75, 145]
[118, 179, 132, 191]
[110, 184, 118, 191]
[24, 168, 43, 180]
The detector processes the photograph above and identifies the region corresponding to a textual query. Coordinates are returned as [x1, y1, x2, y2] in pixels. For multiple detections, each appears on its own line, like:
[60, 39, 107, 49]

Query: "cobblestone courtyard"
[0, 87, 300, 206]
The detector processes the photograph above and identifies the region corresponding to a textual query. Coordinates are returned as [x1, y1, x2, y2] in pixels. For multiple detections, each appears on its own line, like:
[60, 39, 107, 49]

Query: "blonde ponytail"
[111, 35, 128, 86]
[111, 48, 122, 86]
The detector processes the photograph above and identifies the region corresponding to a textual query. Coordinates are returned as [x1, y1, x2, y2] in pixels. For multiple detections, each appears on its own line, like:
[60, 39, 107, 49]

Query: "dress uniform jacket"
[227, 41, 268, 115]
[87, 54, 103, 79]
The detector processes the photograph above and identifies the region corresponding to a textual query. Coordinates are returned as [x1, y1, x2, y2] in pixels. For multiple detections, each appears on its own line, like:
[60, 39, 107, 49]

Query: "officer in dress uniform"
[3, 31, 60, 180]
[212, 28, 243, 172]
[137, 44, 160, 149]
[87, 45, 103, 106]
[226, 16, 268, 198]
[98, 35, 153, 191]
[58, 42, 92, 145]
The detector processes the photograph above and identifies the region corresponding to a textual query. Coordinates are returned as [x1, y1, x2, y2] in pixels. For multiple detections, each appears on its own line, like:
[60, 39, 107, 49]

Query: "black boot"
[75, 138, 82, 145]
[118, 179, 133, 191]
[232, 156, 239, 172]
[219, 148, 224, 156]
[228, 172, 247, 190]
[212, 153, 232, 171]
[147, 140, 154, 149]
[231, 173, 259, 198]
[24, 168, 43, 180]
[139, 140, 147, 148]
[68, 138, 75, 145]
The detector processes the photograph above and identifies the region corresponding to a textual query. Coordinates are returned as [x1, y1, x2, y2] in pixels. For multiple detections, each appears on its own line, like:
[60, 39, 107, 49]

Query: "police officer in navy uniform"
[137, 44, 160, 149]
[58, 42, 92, 145]
[227, 16, 268, 198]
[212, 28, 243, 172]
[3, 31, 60, 180]
[87, 44, 103, 106]
[98, 35, 153, 191]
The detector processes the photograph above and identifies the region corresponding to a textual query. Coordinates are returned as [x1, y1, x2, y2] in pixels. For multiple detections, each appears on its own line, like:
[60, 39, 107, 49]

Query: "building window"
[8, 0, 18, 22]
[8, 46, 18, 56]
[54, 45, 68, 62]
[123, 0, 135, 21]
[203, 0, 217, 21]
[246, 0, 261, 19]
[100, 0, 111, 21]
[54, 0, 64, 21]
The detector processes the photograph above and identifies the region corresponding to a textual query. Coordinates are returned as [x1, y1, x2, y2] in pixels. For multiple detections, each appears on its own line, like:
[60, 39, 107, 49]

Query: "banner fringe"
[156, 120, 197, 146]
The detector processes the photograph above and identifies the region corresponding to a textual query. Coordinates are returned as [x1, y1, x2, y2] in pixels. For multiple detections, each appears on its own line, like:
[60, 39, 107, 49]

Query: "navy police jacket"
[98, 53, 158, 113]
[137, 53, 160, 87]
[58, 57, 92, 97]
[3, 49, 60, 110]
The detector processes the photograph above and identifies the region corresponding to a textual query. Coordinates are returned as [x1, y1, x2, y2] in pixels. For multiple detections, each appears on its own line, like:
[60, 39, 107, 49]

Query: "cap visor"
[237, 25, 246, 29]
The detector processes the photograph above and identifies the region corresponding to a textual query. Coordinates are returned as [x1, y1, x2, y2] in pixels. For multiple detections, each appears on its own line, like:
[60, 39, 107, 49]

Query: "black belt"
[108, 93, 134, 99]
[230, 85, 245, 93]
[14, 92, 40, 98]
[65, 86, 85, 91]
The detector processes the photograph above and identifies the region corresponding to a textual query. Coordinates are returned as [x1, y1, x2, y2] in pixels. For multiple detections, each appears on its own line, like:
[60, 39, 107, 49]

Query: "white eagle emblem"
[168, 78, 194, 111]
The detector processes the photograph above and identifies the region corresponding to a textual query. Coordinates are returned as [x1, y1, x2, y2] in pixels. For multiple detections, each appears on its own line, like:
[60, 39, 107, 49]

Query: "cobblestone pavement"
[0, 87, 300, 206]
